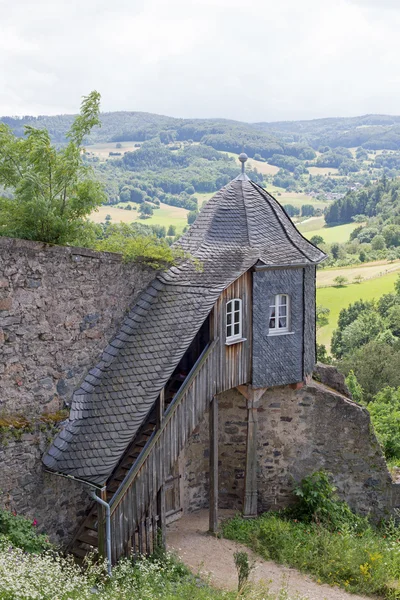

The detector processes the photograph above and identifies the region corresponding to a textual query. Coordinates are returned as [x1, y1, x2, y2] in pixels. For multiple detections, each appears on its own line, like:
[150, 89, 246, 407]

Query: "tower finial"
[239, 152, 248, 174]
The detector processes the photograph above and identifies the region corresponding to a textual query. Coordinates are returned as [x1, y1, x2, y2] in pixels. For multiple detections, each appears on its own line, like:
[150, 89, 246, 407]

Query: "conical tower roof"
[43, 175, 325, 485]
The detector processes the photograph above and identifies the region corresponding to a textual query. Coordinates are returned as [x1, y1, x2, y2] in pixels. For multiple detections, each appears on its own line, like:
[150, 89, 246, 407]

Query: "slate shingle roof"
[42, 177, 326, 485]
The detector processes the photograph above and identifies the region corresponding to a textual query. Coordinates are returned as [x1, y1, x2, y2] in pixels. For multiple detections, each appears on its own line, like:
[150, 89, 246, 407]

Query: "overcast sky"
[0, 0, 399, 122]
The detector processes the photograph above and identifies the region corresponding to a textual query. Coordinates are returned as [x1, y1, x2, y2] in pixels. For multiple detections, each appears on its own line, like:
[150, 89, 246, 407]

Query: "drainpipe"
[91, 490, 112, 577]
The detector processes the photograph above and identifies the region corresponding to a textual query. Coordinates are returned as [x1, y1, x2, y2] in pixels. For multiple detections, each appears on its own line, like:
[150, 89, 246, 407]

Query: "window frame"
[268, 294, 290, 335]
[226, 298, 243, 343]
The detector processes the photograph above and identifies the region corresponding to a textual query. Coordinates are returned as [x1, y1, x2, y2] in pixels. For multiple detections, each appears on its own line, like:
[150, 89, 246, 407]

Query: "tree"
[368, 387, 400, 459]
[167, 225, 176, 236]
[330, 243, 340, 260]
[345, 371, 364, 404]
[340, 311, 384, 355]
[187, 210, 198, 225]
[0, 91, 105, 245]
[371, 234, 386, 251]
[316, 305, 330, 329]
[353, 274, 363, 284]
[301, 204, 315, 217]
[340, 341, 400, 401]
[138, 203, 153, 218]
[283, 204, 300, 217]
[310, 235, 325, 246]
[105, 214, 112, 222]
[0, 92, 106, 244]
[333, 275, 348, 287]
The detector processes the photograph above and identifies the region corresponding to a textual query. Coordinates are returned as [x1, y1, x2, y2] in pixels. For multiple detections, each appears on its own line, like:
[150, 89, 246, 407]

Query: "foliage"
[223, 471, 400, 598]
[316, 305, 330, 329]
[223, 511, 400, 598]
[368, 387, 400, 460]
[345, 370, 364, 404]
[289, 471, 366, 532]
[0, 91, 106, 245]
[233, 551, 254, 591]
[316, 343, 332, 364]
[333, 275, 348, 287]
[0, 547, 304, 600]
[340, 340, 400, 401]
[94, 223, 185, 269]
[0, 509, 51, 554]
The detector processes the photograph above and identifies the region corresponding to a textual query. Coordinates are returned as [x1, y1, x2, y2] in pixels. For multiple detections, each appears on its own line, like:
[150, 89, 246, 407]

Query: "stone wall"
[0, 237, 154, 415]
[181, 380, 400, 519]
[0, 237, 154, 543]
[1, 425, 90, 545]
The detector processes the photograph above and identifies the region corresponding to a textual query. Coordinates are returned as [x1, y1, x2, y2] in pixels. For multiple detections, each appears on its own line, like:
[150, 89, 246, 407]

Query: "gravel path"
[166, 510, 375, 600]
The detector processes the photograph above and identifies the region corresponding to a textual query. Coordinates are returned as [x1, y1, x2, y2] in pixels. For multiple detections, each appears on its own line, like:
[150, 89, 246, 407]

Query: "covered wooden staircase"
[69, 321, 217, 564]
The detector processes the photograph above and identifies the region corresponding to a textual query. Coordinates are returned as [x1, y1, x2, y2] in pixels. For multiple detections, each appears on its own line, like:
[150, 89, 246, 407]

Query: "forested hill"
[4, 110, 400, 153]
[325, 176, 400, 228]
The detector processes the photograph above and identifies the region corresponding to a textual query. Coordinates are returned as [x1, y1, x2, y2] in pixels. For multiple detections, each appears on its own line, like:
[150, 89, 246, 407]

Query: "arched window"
[226, 298, 242, 342]
[269, 294, 290, 334]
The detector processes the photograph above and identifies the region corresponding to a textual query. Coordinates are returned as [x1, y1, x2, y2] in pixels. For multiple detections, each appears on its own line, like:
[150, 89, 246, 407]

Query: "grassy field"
[90, 202, 189, 232]
[300, 219, 361, 243]
[316, 270, 400, 349]
[317, 260, 400, 288]
[85, 141, 140, 160]
[308, 166, 340, 176]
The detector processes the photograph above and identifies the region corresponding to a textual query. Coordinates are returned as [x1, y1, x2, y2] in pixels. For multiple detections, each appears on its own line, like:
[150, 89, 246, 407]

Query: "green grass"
[316, 270, 400, 349]
[222, 513, 400, 598]
[300, 220, 361, 243]
[90, 202, 189, 233]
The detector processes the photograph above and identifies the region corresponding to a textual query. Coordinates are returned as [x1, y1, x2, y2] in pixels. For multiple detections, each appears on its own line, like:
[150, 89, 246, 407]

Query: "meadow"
[90, 202, 189, 232]
[316, 270, 400, 349]
[299, 219, 361, 243]
[85, 141, 140, 160]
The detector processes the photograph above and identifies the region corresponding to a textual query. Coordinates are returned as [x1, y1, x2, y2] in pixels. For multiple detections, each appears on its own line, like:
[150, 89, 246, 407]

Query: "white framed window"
[226, 298, 242, 342]
[269, 294, 290, 334]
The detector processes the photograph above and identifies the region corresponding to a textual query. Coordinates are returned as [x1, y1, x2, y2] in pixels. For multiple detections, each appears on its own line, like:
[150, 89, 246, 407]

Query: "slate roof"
[43, 177, 326, 485]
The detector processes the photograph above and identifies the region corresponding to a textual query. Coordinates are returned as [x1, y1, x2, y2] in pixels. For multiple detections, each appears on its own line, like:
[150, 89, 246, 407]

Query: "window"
[226, 298, 242, 342]
[269, 294, 290, 334]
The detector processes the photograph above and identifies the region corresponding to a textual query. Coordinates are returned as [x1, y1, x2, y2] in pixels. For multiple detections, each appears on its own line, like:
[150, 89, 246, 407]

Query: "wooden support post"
[209, 395, 219, 533]
[237, 386, 266, 519]
[156, 485, 166, 549]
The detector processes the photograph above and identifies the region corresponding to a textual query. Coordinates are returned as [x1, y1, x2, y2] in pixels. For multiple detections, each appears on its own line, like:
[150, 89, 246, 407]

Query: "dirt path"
[166, 510, 373, 600]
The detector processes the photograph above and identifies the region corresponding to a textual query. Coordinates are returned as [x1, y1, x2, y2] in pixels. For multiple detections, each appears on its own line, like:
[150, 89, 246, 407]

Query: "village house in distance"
[34, 155, 399, 563]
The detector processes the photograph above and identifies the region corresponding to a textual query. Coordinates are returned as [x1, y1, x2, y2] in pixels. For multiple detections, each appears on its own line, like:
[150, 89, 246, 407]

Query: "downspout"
[91, 490, 112, 577]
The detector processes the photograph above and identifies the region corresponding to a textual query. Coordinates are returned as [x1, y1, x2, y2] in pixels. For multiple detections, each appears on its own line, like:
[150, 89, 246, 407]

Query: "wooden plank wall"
[214, 270, 252, 392]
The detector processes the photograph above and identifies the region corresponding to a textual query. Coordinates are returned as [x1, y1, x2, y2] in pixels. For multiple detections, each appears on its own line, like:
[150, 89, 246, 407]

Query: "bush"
[368, 387, 400, 460]
[0, 509, 51, 554]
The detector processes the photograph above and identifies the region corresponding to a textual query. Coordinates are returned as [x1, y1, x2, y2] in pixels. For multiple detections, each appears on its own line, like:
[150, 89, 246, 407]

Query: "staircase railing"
[106, 338, 218, 562]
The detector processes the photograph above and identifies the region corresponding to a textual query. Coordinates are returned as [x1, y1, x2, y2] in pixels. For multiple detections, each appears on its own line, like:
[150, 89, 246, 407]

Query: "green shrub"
[0, 509, 51, 554]
[368, 387, 400, 460]
[289, 471, 367, 532]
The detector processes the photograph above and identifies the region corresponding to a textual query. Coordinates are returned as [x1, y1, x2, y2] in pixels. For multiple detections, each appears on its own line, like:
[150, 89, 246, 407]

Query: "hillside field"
[300, 219, 361, 243]
[317, 260, 400, 288]
[90, 202, 189, 232]
[316, 270, 400, 349]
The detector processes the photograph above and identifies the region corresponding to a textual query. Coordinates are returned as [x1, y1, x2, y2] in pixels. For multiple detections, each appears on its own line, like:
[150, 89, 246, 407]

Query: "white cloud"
[0, 0, 399, 120]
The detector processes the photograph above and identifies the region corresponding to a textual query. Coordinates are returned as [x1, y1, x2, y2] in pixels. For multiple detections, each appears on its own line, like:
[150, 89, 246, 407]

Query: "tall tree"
[0, 91, 105, 245]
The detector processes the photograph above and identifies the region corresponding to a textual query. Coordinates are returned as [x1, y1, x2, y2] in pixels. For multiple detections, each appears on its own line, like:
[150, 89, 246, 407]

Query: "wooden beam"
[209, 395, 219, 533]
[236, 386, 266, 518]
[156, 485, 166, 549]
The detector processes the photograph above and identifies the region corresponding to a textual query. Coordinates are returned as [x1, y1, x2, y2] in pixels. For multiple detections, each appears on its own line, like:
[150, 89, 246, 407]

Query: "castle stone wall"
[0, 237, 154, 415]
[0, 237, 154, 543]
[181, 381, 400, 519]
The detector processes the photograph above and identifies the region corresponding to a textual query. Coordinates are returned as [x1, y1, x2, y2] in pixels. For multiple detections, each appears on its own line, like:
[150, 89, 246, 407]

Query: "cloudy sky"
[0, 0, 399, 122]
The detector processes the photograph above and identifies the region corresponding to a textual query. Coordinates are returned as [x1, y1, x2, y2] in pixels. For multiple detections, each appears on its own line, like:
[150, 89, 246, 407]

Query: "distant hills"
[3, 111, 400, 153]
